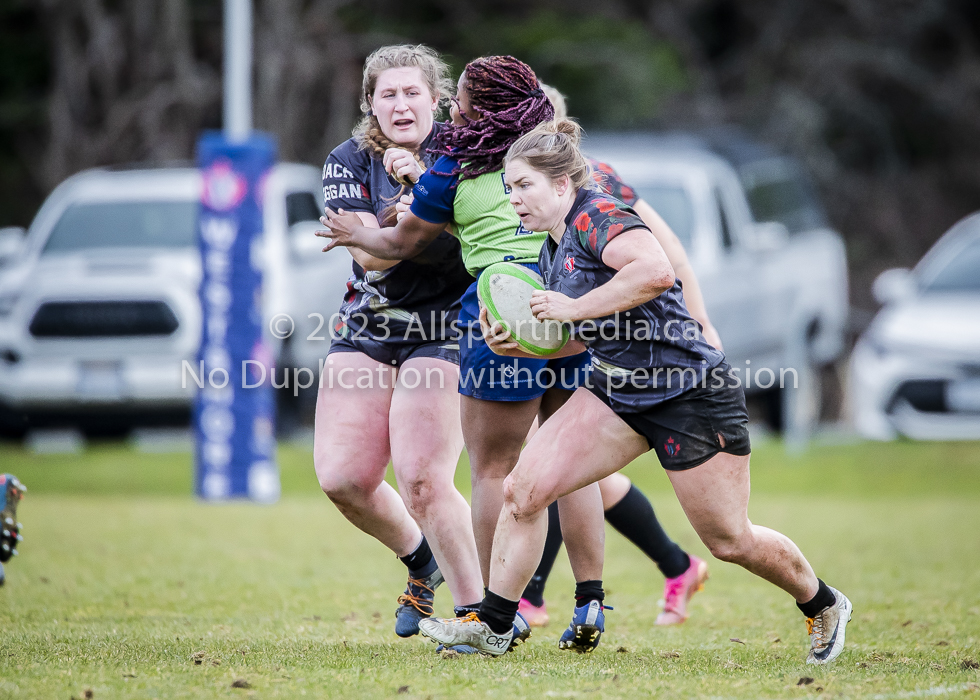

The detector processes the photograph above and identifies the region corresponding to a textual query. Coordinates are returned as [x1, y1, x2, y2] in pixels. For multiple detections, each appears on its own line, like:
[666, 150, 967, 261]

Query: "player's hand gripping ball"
[477, 262, 569, 356]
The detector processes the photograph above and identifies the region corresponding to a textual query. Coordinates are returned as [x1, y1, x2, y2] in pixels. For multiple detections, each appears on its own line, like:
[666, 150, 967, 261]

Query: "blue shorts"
[458, 264, 592, 402]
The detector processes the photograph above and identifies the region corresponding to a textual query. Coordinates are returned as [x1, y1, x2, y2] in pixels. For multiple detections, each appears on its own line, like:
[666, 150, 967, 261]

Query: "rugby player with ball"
[417, 119, 853, 665]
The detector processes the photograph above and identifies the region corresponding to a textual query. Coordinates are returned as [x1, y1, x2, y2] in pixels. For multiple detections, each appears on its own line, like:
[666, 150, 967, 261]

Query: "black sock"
[604, 484, 690, 579]
[399, 536, 437, 579]
[574, 580, 605, 607]
[797, 579, 836, 618]
[480, 591, 520, 634]
[454, 604, 481, 617]
[521, 501, 563, 607]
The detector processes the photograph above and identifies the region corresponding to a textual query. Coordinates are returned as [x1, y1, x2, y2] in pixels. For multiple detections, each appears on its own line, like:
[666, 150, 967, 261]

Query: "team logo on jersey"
[514, 222, 533, 236]
[664, 436, 681, 457]
[564, 256, 576, 272]
[323, 181, 369, 202]
[501, 173, 512, 194]
[202, 160, 247, 211]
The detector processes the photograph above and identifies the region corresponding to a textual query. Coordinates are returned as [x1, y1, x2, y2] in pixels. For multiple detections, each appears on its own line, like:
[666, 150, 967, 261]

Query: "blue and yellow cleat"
[511, 610, 531, 650]
[394, 568, 443, 638]
[558, 600, 608, 653]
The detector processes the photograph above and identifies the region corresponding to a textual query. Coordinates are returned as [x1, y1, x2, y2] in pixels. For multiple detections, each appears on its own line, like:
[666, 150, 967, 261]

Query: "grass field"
[1, 438, 979, 699]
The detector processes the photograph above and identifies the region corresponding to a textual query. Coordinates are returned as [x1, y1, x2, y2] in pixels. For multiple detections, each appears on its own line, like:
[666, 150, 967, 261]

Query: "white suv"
[584, 134, 850, 435]
[0, 164, 351, 432]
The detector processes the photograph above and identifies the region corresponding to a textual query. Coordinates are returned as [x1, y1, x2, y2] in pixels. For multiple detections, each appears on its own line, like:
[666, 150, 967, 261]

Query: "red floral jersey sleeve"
[573, 193, 647, 259]
[588, 158, 639, 207]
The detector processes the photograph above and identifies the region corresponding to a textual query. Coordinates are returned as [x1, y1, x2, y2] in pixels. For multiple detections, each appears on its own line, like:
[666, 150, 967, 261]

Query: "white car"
[584, 134, 849, 435]
[850, 212, 980, 440]
[0, 164, 350, 433]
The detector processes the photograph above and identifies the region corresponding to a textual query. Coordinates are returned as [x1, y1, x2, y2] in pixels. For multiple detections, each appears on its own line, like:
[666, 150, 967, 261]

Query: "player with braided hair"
[314, 44, 484, 641]
[426, 55, 554, 180]
[320, 56, 609, 652]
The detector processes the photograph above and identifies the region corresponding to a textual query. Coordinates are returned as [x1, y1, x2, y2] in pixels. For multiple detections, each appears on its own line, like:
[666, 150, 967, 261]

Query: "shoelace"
[806, 615, 825, 643]
[396, 577, 437, 615]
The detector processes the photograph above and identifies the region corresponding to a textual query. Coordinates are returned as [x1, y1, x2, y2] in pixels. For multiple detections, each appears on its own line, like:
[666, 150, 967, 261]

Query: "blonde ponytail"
[504, 119, 591, 189]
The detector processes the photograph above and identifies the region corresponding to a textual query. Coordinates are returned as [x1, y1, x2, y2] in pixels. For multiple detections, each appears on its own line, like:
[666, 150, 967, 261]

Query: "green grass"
[1, 439, 979, 698]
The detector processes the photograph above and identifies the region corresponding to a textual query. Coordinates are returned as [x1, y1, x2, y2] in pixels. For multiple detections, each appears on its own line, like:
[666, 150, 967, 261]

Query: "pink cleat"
[656, 554, 709, 626]
[518, 598, 550, 627]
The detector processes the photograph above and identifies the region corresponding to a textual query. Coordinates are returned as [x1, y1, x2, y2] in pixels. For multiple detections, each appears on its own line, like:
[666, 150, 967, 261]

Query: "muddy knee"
[399, 475, 440, 520]
[501, 474, 550, 522]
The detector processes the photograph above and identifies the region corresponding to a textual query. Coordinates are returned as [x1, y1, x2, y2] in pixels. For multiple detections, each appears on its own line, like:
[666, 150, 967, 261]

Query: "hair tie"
[529, 87, 544, 98]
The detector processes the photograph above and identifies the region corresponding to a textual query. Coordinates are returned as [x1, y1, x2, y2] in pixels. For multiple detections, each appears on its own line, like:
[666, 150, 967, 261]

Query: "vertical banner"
[195, 131, 280, 503]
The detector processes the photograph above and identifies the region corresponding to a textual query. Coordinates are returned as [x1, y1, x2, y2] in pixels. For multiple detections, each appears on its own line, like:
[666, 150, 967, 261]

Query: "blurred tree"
[0, 0, 49, 226]
[1, 0, 979, 309]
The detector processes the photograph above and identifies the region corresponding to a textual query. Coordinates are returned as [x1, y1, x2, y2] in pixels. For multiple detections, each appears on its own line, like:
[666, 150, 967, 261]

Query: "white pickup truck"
[584, 133, 849, 436]
[0, 164, 351, 435]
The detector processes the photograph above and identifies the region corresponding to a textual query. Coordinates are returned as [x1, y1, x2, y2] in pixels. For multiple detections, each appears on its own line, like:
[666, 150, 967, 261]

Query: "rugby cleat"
[419, 613, 513, 656]
[558, 599, 607, 653]
[656, 554, 709, 626]
[518, 597, 550, 627]
[511, 610, 531, 650]
[805, 587, 853, 665]
[435, 643, 479, 655]
[434, 611, 530, 655]
[0, 474, 25, 567]
[394, 568, 443, 638]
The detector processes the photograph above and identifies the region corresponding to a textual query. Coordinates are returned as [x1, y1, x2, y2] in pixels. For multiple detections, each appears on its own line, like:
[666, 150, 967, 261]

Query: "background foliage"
[2, 0, 980, 306]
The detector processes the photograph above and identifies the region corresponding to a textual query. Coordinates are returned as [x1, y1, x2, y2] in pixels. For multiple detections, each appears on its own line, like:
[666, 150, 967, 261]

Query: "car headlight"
[0, 293, 19, 317]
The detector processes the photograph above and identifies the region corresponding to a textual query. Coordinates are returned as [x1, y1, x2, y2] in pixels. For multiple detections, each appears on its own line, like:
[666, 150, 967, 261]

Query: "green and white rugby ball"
[477, 262, 569, 356]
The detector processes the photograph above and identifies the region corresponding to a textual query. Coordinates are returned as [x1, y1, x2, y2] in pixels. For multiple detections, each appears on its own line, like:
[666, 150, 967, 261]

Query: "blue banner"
[194, 132, 280, 502]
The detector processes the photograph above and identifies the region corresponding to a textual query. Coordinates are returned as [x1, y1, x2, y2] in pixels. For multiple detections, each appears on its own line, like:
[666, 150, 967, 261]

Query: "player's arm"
[479, 304, 587, 358]
[530, 228, 674, 323]
[317, 208, 445, 260]
[343, 212, 398, 271]
[632, 199, 723, 349]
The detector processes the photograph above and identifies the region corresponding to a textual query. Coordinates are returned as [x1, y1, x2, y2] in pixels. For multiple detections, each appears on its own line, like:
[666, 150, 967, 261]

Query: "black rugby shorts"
[328, 334, 459, 367]
[588, 374, 751, 471]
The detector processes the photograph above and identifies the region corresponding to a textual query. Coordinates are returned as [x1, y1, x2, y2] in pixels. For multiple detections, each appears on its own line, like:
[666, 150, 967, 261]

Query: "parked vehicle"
[850, 212, 980, 440]
[583, 133, 850, 435]
[0, 164, 350, 434]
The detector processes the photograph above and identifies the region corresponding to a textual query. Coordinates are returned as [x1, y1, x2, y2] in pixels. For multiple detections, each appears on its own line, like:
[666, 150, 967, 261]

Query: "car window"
[44, 201, 197, 253]
[631, 184, 694, 248]
[743, 176, 826, 235]
[922, 237, 980, 293]
[286, 192, 322, 226]
[738, 159, 828, 235]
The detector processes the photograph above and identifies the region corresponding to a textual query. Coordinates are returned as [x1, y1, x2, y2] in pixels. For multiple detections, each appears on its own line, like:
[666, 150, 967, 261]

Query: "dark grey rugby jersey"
[322, 124, 472, 344]
[538, 189, 725, 411]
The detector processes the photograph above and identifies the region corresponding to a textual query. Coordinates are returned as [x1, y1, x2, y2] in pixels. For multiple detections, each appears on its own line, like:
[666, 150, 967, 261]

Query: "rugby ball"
[477, 262, 569, 356]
